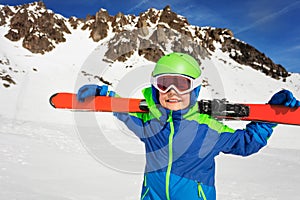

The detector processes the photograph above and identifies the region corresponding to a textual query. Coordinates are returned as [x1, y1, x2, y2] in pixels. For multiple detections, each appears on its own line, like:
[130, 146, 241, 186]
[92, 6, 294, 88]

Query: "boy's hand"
[268, 89, 300, 108]
[77, 84, 115, 102]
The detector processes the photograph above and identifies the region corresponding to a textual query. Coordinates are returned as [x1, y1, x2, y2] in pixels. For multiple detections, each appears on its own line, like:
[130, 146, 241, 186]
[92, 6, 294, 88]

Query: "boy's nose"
[167, 88, 178, 95]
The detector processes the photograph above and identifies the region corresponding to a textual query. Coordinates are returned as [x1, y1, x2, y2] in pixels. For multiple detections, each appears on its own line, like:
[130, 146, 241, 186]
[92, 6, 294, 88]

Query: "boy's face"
[159, 89, 190, 111]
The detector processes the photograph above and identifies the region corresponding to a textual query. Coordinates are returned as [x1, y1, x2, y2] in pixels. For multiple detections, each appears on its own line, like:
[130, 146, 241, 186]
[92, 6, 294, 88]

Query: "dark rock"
[3, 1, 70, 54]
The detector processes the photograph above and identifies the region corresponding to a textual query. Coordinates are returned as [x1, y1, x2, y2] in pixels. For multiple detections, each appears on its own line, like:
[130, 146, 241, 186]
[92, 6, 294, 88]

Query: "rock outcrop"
[1, 1, 70, 54]
[0, 2, 290, 79]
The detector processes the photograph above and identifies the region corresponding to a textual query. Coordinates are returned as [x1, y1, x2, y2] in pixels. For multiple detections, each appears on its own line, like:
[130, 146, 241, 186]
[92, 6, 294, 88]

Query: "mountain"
[0, 2, 291, 76]
[0, 1, 300, 123]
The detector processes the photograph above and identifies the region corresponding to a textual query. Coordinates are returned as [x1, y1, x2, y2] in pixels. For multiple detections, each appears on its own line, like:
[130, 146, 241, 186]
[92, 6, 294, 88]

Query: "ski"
[198, 99, 300, 125]
[50, 92, 149, 113]
[50, 92, 300, 125]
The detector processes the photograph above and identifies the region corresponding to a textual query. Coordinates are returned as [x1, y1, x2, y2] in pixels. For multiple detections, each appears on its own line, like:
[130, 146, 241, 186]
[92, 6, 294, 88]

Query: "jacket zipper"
[141, 175, 149, 200]
[141, 188, 149, 200]
[166, 111, 174, 200]
[197, 182, 207, 200]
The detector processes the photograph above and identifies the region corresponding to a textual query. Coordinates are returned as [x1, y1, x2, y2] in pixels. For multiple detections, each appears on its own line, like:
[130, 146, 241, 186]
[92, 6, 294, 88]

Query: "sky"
[1, 0, 300, 73]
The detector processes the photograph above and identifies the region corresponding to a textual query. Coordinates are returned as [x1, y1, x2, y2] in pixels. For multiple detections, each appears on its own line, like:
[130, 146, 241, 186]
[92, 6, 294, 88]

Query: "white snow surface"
[0, 11, 300, 200]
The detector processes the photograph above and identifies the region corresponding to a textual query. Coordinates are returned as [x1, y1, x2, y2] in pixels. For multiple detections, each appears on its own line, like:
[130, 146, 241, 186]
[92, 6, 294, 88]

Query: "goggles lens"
[157, 75, 191, 92]
[154, 75, 193, 93]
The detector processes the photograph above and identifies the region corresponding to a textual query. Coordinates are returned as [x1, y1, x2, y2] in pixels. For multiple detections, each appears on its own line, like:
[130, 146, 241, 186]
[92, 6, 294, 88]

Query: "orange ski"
[50, 93, 300, 125]
[50, 92, 148, 113]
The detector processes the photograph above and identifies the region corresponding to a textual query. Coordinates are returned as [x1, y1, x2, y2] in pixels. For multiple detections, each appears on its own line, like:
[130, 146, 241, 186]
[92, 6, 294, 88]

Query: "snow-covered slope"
[1, 3, 300, 200]
[0, 18, 100, 123]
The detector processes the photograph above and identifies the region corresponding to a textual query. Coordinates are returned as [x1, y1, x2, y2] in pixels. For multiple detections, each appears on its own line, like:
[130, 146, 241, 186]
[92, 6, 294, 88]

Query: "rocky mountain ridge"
[0, 1, 289, 80]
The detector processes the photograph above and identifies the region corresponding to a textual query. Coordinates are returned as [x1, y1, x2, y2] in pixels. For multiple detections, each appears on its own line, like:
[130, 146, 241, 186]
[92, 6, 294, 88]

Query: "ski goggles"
[151, 74, 201, 94]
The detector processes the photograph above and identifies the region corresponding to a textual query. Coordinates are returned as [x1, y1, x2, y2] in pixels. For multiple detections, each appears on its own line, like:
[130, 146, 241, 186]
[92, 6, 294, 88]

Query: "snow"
[0, 5, 300, 200]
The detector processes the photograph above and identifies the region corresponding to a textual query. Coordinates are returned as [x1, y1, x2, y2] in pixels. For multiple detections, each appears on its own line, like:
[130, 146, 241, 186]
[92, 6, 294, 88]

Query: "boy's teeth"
[168, 99, 180, 102]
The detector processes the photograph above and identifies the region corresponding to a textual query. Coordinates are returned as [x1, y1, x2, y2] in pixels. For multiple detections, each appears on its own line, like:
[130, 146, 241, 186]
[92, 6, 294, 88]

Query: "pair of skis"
[50, 92, 300, 125]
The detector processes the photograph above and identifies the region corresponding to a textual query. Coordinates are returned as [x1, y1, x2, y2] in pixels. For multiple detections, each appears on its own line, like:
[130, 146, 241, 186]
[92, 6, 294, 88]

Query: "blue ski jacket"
[114, 86, 275, 200]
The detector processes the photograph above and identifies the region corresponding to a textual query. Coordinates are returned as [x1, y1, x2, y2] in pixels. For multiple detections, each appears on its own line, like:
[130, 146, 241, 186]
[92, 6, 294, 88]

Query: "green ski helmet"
[152, 52, 201, 78]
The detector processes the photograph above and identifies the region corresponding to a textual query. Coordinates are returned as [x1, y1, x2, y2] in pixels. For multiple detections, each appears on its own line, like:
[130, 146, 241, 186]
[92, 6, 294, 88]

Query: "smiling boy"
[77, 52, 299, 200]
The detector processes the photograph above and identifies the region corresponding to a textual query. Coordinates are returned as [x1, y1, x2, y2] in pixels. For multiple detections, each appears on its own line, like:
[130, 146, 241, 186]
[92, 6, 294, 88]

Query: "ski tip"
[49, 93, 58, 108]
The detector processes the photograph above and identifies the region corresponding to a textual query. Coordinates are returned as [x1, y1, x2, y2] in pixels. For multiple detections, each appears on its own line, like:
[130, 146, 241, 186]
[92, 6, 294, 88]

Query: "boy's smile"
[159, 89, 190, 111]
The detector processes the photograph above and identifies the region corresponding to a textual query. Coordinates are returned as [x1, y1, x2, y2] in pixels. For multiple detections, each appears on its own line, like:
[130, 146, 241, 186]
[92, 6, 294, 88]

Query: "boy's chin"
[163, 103, 188, 111]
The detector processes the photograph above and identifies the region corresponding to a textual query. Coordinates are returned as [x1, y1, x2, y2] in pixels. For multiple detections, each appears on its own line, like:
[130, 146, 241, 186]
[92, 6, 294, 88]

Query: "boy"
[77, 52, 299, 200]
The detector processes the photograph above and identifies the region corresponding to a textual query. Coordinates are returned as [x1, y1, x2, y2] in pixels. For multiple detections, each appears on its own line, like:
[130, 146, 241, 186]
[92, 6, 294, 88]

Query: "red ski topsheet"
[50, 92, 147, 113]
[240, 104, 300, 125]
[50, 92, 300, 125]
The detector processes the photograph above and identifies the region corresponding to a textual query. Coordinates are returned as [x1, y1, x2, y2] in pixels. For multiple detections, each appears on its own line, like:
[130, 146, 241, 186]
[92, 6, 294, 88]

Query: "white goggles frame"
[151, 74, 202, 94]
